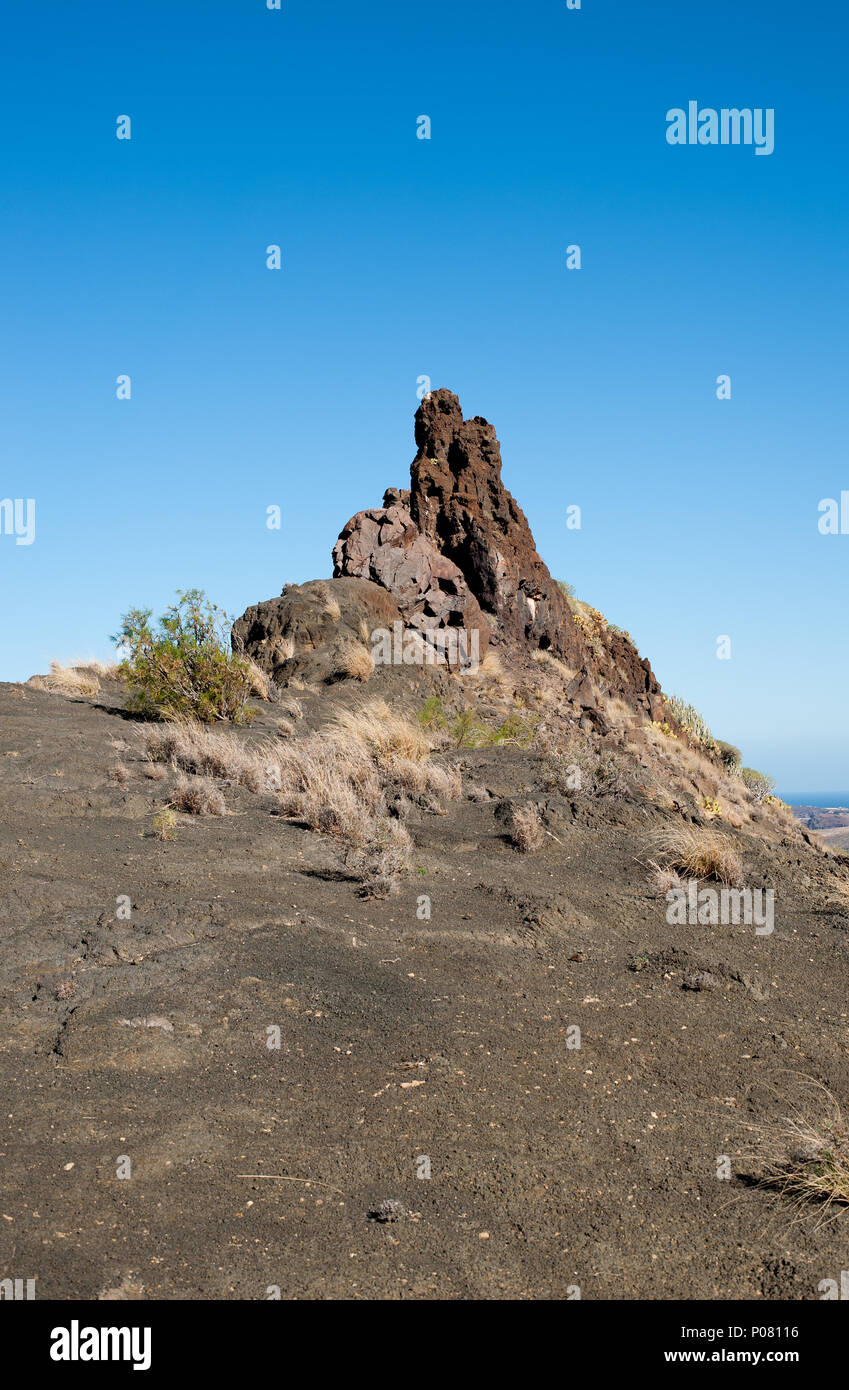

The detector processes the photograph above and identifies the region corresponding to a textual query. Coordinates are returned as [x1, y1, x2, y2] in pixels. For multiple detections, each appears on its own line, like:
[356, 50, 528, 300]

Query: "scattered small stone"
[682, 971, 720, 992]
[119, 1016, 174, 1032]
[367, 1199, 404, 1223]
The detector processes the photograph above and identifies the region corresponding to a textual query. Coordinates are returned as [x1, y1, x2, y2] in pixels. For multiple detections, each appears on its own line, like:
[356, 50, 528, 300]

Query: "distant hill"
[791, 804, 849, 830]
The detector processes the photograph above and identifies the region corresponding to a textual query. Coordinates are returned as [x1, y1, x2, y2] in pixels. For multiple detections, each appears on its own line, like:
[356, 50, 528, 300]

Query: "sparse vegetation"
[140, 698, 457, 896]
[545, 741, 634, 800]
[115, 589, 256, 725]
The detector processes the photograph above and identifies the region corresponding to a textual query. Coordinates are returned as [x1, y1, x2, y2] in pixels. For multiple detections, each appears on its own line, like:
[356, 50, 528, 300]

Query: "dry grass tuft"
[478, 650, 503, 679]
[510, 803, 545, 853]
[29, 662, 101, 698]
[647, 859, 687, 896]
[108, 763, 130, 785]
[140, 720, 275, 793]
[314, 582, 341, 621]
[754, 1084, 849, 1221]
[328, 699, 432, 764]
[171, 775, 226, 816]
[336, 640, 374, 682]
[343, 828, 413, 899]
[243, 658, 273, 701]
[653, 825, 743, 886]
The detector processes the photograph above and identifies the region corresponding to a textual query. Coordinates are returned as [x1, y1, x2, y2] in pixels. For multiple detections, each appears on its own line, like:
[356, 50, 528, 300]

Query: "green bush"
[739, 767, 776, 802]
[114, 589, 255, 724]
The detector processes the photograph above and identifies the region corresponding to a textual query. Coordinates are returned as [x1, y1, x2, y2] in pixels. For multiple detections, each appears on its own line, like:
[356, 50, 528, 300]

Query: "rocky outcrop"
[236, 388, 666, 719]
[332, 500, 490, 663]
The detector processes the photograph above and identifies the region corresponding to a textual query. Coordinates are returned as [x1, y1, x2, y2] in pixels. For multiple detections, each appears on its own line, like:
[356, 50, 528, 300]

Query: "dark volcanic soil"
[2, 679, 849, 1301]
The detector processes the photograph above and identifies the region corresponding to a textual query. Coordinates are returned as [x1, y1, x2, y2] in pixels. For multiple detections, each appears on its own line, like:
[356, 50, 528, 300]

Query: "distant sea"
[781, 793, 849, 808]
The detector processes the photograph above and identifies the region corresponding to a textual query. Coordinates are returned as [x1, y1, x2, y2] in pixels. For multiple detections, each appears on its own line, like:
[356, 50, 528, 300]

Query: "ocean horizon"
[782, 793, 849, 808]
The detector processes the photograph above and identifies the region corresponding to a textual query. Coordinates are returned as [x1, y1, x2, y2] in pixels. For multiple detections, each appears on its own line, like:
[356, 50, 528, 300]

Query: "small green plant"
[418, 697, 538, 749]
[153, 808, 177, 841]
[701, 796, 722, 818]
[114, 589, 256, 724]
[418, 695, 450, 730]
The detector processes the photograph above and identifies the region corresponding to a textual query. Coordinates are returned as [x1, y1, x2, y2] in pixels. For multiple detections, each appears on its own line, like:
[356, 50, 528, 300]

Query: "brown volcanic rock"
[407, 389, 665, 720]
[408, 389, 580, 662]
[238, 387, 665, 718]
[332, 501, 490, 663]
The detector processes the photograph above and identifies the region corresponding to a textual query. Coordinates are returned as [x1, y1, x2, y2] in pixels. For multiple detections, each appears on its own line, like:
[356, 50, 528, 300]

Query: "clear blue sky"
[1, 0, 847, 793]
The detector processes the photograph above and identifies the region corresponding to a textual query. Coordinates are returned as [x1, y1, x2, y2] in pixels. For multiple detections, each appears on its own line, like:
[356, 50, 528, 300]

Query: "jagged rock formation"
[331, 388, 665, 721]
[408, 390, 578, 659]
[234, 389, 666, 720]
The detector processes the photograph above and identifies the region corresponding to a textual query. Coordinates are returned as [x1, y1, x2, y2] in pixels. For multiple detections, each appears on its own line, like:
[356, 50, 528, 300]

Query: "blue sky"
[1, 0, 846, 792]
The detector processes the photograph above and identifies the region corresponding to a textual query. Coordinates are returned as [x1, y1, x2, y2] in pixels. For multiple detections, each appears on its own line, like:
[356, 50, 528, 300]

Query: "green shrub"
[114, 589, 255, 724]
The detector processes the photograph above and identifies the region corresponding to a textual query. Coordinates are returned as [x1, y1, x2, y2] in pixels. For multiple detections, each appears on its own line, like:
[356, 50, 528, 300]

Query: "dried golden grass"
[243, 658, 273, 701]
[28, 662, 101, 698]
[653, 825, 743, 886]
[754, 1083, 849, 1222]
[336, 640, 374, 682]
[140, 719, 274, 793]
[327, 699, 432, 764]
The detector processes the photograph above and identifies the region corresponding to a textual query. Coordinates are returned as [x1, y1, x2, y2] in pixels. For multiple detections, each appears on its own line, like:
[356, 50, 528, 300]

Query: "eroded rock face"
[408, 389, 580, 661]
[332, 501, 490, 663]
